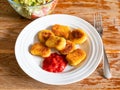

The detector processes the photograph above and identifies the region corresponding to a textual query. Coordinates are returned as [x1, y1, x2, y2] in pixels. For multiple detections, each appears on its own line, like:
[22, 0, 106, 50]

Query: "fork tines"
[94, 12, 103, 35]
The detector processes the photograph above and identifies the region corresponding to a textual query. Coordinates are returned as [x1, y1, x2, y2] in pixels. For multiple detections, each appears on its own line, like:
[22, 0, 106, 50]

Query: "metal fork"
[94, 12, 112, 78]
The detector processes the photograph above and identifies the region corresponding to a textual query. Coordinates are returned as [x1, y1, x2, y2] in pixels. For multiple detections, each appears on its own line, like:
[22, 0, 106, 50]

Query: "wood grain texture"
[0, 53, 120, 89]
[0, 0, 120, 89]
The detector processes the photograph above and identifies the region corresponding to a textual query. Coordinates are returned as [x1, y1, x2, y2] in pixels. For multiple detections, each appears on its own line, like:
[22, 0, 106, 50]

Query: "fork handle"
[103, 46, 112, 79]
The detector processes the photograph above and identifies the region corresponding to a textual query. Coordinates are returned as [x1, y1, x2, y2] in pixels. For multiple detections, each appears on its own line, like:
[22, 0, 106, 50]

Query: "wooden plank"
[0, 0, 120, 54]
[0, 0, 120, 89]
[0, 53, 120, 89]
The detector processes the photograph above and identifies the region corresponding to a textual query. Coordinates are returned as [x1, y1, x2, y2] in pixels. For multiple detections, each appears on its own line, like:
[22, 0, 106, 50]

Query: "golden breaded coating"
[66, 49, 86, 66]
[60, 40, 76, 55]
[45, 36, 66, 50]
[45, 36, 56, 48]
[69, 29, 87, 44]
[52, 24, 70, 39]
[30, 43, 51, 57]
[38, 30, 54, 43]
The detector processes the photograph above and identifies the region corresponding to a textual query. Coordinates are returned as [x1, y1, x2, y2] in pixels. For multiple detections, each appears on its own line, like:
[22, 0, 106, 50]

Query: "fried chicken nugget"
[30, 43, 51, 57]
[69, 29, 87, 44]
[38, 30, 54, 43]
[66, 49, 86, 66]
[52, 24, 70, 39]
[45, 36, 66, 50]
[60, 40, 76, 55]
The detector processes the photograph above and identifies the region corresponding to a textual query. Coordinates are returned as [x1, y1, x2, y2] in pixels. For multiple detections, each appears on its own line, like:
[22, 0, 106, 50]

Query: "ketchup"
[42, 53, 67, 73]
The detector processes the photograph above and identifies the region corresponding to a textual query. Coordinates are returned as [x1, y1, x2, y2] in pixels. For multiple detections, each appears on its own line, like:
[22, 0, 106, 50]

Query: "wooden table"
[0, 0, 120, 89]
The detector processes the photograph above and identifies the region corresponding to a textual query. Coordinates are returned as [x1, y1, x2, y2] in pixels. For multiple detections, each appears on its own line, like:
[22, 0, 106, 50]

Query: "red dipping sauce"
[42, 53, 68, 73]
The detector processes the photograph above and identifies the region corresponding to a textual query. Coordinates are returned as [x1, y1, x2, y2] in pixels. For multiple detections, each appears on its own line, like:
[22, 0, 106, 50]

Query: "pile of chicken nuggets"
[30, 24, 87, 66]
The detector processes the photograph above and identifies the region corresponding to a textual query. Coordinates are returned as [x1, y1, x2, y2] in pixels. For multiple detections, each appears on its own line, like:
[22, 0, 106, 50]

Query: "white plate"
[15, 14, 103, 85]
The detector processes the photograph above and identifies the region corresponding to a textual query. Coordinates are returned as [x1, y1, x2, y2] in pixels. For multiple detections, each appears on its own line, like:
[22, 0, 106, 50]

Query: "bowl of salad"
[8, 0, 58, 19]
